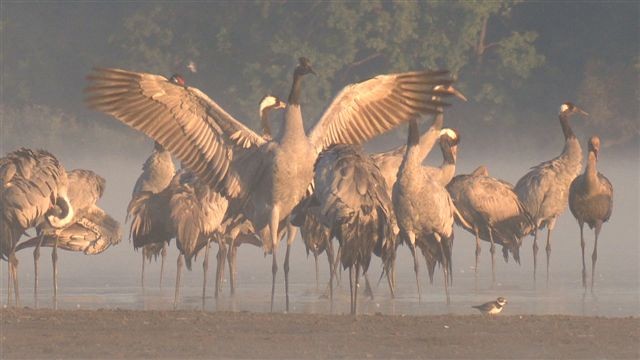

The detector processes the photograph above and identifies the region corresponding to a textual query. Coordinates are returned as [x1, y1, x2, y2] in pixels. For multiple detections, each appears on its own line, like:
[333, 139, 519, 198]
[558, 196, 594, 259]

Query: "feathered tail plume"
[0, 217, 22, 260]
[127, 191, 173, 250]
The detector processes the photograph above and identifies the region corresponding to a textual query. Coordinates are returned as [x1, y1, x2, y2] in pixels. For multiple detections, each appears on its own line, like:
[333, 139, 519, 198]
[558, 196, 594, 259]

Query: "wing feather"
[86, 68, 265, 197]
[309, 70, 452, 151]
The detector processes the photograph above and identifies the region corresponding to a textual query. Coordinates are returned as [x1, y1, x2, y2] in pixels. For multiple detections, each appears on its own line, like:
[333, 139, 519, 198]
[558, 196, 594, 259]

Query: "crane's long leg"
[215, 239, 227, 299]
[202, 237, 212, 309]
[326, 237, 335, 301]
[363, 272, 374, 300]
[7, 259, 12, 306]
[160, 241, 168, 289]
[283, 222, 296, 312]
[9, 251, 19, 306]
[354, 264, 361, 315]
[348, 266, 353, 314]
[447, 238, 454, 286]
[489, 227, 496, 286]
[406, 231, 421, 301]
[269, 206, 280, 312]
[386, 268, 395, 299]
[591, 223, 601, 292]
[33, 233, 44, 307]
[579, 222, 587, 290]
[141, 248, 146, 290]
[545, 226, 554, 286]
[532, 228, 539, 284]
[52, 235, 59, 309]
[174, 253, 184, 310]
[314, 252, 319, 290]
[228, 240, 238, 296]
[437, 235, 450, 305]
[333, 245, 342, 287]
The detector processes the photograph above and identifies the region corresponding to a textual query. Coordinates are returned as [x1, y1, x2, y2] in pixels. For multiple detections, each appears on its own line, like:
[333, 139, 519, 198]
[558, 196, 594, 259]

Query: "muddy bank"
[1, 308, 638, 359]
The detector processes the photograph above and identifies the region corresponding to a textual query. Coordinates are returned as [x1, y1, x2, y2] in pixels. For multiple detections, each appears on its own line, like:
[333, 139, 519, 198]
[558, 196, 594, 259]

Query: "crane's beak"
[309, 68, 317, 76]
[276, 100, 287, 109]
[448, 86, 467, 102]
[576, 106, 589, 116]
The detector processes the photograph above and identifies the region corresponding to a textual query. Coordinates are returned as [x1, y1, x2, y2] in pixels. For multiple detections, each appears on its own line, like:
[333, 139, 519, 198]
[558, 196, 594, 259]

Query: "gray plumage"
[515, 102, 588, 283]
[168, 170, 228, 308]
[17, 169, 121, 305]
[127, 142, 176, 288]
[86, 59, 453, 311]
[393, 119, 458, 304]
[0, 148, 74, 305]
[447, 166, 534, 283]
[297, 208, 333, 290]
[311, 144, 395, 314]
[569, 136, 613, 290]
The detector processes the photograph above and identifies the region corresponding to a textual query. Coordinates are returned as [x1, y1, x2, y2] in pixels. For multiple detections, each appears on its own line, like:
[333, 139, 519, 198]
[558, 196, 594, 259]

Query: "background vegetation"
[1, 1, 638, 158]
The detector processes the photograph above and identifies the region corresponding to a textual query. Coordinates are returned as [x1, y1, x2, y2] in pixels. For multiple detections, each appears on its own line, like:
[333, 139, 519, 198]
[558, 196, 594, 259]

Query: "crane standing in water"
[515, 102, 588, 284]
[569, 136, 613, 291]
[1, 148, 74, 306]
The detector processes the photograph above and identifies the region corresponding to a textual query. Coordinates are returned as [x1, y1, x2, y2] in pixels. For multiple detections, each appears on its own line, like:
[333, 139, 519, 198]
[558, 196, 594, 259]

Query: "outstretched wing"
[86, 68, 266, 197]
[308, 70, 452, 152]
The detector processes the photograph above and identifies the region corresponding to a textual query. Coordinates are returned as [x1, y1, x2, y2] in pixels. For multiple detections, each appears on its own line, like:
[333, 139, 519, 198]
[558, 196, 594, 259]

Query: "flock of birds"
[0, 58, 613, 314]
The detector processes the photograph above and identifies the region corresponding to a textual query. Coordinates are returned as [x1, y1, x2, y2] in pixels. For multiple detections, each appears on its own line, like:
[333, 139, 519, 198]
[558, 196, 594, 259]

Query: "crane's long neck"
[400, 119, 422, 170]
[416, 112, 444, 162]
[438, 142, 457, 185]
[280, 72, 307, 143]
[261, 110, 272, 138]
[279, 105, 307, 144]
[559, 113, 575, 140]
[584, 151, 599, 192]
[559, 113, 582, 168]
[288, 72, 303, 105]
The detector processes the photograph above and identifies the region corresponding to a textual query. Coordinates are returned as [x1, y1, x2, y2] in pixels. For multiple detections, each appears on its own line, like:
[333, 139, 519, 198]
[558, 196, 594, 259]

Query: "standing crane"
[127, 141, 176, 288]
[310, 144, 395, 314]
[569, 136, 613, 291]
[86, 58, 454, 311]
[17, 169, 122, 306]
[371, 87, 466, 299]
[1, 148, 74, 306]
[168, 169, 227, 308]
[447, 166, 533, 284]
[515, 102, 588, 284]
[393, 118, 463, 304]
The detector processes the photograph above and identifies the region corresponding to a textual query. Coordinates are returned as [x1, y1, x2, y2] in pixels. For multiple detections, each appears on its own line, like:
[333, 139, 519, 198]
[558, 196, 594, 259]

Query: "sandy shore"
[1, 308, 638, 359]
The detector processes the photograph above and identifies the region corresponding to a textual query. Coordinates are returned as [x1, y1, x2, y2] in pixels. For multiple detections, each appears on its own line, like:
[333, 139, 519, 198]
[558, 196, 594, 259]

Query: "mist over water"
[1, 1, 637, 316]
[2, 132, 638, 317]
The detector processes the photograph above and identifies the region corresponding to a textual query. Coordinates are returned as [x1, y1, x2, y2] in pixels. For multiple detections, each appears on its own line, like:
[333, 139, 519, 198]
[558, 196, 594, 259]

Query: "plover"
[472, 297, 507, 315]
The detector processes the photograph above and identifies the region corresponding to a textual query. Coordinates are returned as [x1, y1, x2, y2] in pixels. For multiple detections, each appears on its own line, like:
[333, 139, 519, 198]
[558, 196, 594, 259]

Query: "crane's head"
[259, 95, 286, 139]
[588, 136, 601, 160]
[559, 102, 588, 117]
[496, 297, 507, 306]
[295, 57, 316, 77]
[46, 194, 75, 229]
[259, 95, 286, 118]
[169, 74, 186, 86]
[433, 85, 467, 102]
[440, 128, 460, 160]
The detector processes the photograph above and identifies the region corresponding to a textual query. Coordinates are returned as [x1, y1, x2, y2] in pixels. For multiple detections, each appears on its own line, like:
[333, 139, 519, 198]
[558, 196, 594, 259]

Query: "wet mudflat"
[1, 308, 638, 359]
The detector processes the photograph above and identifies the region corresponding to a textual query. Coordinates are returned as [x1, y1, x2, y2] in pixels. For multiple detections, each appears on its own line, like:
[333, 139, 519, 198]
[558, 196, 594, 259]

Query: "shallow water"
[1, 149, 638, 318]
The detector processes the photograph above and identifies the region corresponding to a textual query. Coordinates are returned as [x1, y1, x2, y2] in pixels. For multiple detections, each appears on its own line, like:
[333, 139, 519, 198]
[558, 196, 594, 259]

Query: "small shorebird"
[472, 297, 507, 315]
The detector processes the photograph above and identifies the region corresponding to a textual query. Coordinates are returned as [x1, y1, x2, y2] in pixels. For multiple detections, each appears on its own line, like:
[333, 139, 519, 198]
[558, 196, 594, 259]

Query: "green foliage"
[577, 59, 640, 147]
